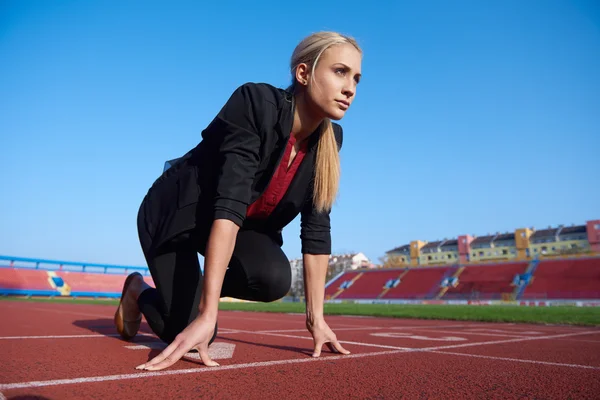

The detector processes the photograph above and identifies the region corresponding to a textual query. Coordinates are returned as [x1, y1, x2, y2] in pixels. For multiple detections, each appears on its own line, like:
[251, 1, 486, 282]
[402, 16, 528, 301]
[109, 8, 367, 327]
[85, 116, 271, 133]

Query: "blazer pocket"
[176, 166, 200, 209]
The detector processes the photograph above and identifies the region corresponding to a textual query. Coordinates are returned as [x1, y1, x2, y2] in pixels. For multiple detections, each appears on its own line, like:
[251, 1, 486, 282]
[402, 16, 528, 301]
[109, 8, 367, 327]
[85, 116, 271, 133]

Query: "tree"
[378, 254, 405, 268]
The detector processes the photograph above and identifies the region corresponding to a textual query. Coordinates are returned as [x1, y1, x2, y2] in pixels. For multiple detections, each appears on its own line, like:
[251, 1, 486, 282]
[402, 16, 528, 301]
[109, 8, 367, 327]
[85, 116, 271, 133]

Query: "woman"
[115, 31, 363, 371]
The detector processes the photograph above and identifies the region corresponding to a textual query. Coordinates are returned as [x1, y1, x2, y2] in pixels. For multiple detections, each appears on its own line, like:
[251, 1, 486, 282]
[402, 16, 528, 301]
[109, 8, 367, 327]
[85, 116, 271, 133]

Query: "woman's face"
[301, 43, 362, 121]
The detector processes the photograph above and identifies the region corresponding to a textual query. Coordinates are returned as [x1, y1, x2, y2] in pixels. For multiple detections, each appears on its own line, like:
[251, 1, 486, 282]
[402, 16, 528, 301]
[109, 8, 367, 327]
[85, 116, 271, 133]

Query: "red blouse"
[246, 135, 308, 219]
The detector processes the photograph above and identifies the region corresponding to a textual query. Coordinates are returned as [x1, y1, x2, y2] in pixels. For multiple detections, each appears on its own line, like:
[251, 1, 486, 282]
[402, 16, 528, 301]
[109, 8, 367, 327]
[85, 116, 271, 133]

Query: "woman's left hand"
[306, 317, 351, 358]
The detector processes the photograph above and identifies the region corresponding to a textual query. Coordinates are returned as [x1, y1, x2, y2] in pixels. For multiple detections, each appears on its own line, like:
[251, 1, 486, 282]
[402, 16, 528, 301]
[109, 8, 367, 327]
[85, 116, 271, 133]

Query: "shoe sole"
[114, 272, 143, 341]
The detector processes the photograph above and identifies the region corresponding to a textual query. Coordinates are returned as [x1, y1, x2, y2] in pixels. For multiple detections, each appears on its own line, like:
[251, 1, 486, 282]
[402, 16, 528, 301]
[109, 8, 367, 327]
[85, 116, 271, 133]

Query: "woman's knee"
[254, 261, 291, 302]
[230, 230, 292, 302]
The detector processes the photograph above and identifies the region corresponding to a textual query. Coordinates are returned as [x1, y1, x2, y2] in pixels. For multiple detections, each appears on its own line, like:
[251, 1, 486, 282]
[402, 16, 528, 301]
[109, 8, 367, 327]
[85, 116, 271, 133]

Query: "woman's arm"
[303, 254, 350, 357]
[199, 219, 239, 318]
[137, 219, 238, 371]
[302, 254, 329, 323]
[137, 83, 273, 371]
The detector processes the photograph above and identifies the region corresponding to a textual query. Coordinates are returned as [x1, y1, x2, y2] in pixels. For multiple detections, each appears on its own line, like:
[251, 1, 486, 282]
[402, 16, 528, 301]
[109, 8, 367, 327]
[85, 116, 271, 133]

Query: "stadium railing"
[0, 255, 150, 275]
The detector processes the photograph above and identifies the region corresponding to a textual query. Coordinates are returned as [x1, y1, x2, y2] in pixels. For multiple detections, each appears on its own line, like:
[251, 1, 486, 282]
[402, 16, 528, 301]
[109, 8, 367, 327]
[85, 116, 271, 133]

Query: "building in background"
[287, 252, 372, 299]
[384, 219, 599, 268]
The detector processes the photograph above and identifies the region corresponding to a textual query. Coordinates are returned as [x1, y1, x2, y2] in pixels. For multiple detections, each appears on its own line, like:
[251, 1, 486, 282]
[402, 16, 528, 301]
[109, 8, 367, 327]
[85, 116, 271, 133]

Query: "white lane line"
[2, 329, 599, 391]
[227, 329, 600, 354]
[371, 332, 467, 342]
[390, 324, 471, 330]
[0, 331, 247, 340]
[253, 324, 470, 334]
[255, 327, 386, 333]
[216, 329, 241, 334]
[220, 314, 371, 327]
[0, 334, 156, 340]
[466, 328, 544, 335]
[124, 342, 236, 360]
[231, 330, 410, 350]
[409, 329, 529, 338]
[417, 330, 599, 352]
[430, 350, 600, 370]
[13, 306, 113, 319]
[557, 338, 600, 344]
[0, 391, 5, 400]
[216, 315, 308, 324]
[0, 349, 407, 390]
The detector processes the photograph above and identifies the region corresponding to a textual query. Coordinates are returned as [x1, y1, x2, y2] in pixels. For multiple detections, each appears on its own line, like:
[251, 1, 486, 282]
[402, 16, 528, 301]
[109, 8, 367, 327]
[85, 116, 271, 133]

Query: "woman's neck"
[292, 91, 323, 143]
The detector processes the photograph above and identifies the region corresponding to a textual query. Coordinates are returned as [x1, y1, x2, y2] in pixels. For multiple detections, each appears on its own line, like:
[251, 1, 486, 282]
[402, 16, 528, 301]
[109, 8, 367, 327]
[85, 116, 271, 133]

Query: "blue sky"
[1, 0, 599, 268]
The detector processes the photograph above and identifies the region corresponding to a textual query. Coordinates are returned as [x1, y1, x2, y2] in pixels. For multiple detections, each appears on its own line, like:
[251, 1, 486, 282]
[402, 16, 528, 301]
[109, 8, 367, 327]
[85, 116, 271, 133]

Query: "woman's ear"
[295, 63, 310, 86]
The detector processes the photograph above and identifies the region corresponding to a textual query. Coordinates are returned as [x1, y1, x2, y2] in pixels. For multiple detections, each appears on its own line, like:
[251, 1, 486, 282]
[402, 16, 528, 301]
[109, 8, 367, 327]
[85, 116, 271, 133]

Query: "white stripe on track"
[430, 350, 600, 370]
[254, 324, 470, 334]
[14, 306, 113, 319]
[409, 329, 528, 338]
[231, 330, 410, 350]
[0, 334, 156, 340]
[0, 349, 406, 390]
[229, 329, 599, 354]
[416, 330, 599, 352]
[255, 327, 385, 333]
[1, 329, 598, 391]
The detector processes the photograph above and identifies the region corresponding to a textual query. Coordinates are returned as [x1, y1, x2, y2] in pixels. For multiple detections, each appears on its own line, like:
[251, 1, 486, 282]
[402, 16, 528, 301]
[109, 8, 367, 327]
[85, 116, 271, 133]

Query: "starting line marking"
[408, 329, 529, 338]
[124, 342, 236, 360]
[0, 334, 155, 340]
[2, 329, 599, 391]
[371, 332, 467, 342]
[0, 349, 407, 390]
[431, 350, 600, 370]
[466, 329, 544, 335]
[230, 328, 600, 354]
[0, 324, 469, 341]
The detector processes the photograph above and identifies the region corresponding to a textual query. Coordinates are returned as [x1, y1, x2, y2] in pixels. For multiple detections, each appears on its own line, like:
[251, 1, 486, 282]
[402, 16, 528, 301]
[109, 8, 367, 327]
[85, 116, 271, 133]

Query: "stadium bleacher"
[0, 256, 152, 298]
[521, 258, 600, 300]
[334, 269, 401, 300]
[1, 253, 599, 302]
[442, 262, 529, 300]
[382, 266, 455, 300]
[324, 270, 362, 299]
[323, 257, 600, 302]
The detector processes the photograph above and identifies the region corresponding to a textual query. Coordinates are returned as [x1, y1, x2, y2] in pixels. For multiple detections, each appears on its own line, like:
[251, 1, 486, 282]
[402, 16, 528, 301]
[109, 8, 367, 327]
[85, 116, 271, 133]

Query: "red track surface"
[1, 301, 600, 399]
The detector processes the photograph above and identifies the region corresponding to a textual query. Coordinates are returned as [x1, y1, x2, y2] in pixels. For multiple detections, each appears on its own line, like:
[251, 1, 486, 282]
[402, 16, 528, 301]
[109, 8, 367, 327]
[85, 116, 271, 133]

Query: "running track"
[1, 301, 599, 399]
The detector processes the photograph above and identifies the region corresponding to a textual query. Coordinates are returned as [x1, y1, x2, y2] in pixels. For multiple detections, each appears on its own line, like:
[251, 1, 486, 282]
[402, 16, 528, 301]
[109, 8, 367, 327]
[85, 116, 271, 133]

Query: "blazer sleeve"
[300, 123, 343, 255]
[204, 83, 272, 227]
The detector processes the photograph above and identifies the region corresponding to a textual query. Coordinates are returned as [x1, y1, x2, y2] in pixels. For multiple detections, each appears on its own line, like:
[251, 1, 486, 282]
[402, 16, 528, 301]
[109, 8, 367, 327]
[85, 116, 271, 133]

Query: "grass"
[219, 302, 600, 326]
[2, 295, 599, 326]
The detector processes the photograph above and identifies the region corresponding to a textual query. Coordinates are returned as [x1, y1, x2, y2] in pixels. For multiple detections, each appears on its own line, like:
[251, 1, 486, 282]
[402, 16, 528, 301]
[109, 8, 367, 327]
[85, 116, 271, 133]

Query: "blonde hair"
[289, 31, 362, 213]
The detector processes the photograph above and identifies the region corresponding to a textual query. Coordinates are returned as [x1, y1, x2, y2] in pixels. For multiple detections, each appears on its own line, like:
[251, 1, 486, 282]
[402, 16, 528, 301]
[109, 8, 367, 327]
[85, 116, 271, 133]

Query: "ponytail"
[312, 119, 340, 213]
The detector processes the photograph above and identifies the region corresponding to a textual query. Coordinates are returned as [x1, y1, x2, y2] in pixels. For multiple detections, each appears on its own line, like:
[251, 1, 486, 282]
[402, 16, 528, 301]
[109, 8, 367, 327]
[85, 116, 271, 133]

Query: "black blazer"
[140, 82, 343, 255]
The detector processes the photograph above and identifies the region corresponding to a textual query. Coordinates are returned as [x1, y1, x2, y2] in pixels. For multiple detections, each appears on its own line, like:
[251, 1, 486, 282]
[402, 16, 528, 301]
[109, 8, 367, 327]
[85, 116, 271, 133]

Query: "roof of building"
[471, 235, 495, 245]
[494, 233, 514, 242]
[531, 228, 559, 239]
[386, 244, 410, 253]
[422, 241, 443, 250]
[440, 239, 458, 247]
[559, 225, 587, 235]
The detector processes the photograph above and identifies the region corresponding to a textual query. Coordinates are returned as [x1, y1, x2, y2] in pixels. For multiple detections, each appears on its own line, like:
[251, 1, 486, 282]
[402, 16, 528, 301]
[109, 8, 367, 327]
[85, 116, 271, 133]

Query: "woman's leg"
[221, 229, 292, 302]
[136, 235, 204, 344]
[135, 227, 291, 344]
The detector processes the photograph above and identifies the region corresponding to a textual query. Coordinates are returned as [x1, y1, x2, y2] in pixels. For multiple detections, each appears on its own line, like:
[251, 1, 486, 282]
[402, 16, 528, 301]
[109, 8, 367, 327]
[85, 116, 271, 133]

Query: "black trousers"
[136, 219, 292, 344]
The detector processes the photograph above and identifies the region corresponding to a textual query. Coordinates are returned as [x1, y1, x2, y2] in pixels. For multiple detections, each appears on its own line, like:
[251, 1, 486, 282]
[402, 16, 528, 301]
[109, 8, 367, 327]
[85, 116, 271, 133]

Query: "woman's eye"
[335, 68, 346, 76]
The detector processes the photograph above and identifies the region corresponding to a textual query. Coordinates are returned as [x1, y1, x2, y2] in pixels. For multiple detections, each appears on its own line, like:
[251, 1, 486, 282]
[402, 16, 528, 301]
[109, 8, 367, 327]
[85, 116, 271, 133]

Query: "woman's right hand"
[135, 314, 219, 371]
